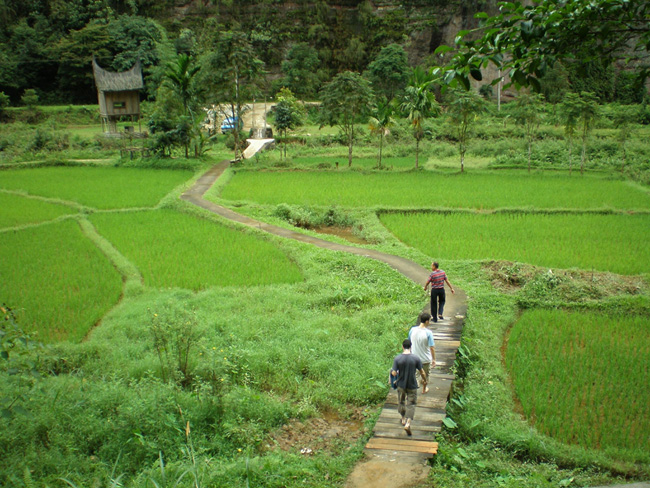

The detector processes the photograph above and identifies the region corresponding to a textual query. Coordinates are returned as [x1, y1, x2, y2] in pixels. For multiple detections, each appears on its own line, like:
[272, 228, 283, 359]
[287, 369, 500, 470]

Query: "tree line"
[0, 0, 646, 166]
[0, 0, 646, 106]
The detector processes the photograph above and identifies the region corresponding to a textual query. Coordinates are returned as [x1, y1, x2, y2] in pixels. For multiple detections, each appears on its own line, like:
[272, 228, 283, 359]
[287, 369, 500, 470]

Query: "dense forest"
[0, 0, 646, 106]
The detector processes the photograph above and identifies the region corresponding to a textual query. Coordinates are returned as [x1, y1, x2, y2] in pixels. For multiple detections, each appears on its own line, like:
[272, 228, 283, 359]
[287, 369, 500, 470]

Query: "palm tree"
[164, 53, 200, 119]
[400, 73, 440, 169]
[164, 53, 200, 158]
[368, 100, 395, 168]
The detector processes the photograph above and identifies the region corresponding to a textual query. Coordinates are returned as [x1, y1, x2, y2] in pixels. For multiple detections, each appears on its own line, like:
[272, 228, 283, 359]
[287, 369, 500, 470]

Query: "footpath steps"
[363, 307, 466, 462]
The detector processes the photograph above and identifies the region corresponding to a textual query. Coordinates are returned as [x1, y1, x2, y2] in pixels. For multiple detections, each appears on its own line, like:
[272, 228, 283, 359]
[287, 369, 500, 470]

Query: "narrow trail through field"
[181, 162, 468, 488]
[180, 163, 650, 488]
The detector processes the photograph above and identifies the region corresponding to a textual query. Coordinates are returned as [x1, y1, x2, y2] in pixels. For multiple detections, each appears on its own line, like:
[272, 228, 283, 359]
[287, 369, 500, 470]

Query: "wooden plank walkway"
[363, 304, 466, 461]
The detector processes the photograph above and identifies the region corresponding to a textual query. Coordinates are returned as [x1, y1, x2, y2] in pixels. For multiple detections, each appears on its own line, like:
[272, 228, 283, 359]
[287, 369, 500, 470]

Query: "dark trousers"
[431, 288, 445, 321]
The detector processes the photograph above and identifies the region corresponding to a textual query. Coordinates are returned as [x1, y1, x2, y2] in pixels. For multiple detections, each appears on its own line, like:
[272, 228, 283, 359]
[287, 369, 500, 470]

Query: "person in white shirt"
[408, 312, 436, 394]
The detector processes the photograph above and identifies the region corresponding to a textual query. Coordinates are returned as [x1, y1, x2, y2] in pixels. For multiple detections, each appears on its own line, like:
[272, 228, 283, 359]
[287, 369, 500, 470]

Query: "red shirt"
[426, 270, 447, 289]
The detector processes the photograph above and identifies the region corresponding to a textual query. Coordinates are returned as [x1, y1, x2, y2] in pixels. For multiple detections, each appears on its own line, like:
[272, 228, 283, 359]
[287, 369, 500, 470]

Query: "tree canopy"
[319, 71, 374, 167]
[281, 43, 322, 101]
[437, 0, 650, 92]
[366, 43, 409, 103]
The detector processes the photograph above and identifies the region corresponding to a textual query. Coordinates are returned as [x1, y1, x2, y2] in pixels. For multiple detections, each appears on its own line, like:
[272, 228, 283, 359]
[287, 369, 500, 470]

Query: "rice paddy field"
[0, 192, 75, 227]
[89, 209, 304, 290]
[1, 166, 306, 343]
[0, 220, 123, 342]
[505, 309, 650, 456]
[0, 166, 193, 209]
[217, 170, 650, 210]
[380, 211, 650, 275]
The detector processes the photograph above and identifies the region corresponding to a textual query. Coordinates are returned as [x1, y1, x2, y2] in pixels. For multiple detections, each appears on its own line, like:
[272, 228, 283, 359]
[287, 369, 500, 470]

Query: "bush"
[0, 92, 9, 120]
[20, 89, 38, 108]
[272, 203, 354, 228]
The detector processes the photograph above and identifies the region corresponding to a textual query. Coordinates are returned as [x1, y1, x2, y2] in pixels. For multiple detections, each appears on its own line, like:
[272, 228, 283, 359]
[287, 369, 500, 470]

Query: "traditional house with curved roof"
[92, 59, 144, 135]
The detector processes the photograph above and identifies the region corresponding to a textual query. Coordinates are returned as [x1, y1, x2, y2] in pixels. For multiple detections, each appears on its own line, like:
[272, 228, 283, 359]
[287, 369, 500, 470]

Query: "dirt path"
[181, 162, 467, 488]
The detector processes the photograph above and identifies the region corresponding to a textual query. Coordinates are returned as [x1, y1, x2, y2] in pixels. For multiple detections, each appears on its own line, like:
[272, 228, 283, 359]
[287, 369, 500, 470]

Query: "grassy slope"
[1, 235, 423, 487]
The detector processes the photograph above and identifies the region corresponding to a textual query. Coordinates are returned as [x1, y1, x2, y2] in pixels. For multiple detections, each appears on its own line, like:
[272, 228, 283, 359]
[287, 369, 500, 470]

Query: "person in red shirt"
[423, 262, 455, 322]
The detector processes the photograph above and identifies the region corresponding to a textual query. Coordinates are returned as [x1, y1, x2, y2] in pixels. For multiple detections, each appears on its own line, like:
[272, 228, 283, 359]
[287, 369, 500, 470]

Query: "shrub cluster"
[272, 203, 355, 229]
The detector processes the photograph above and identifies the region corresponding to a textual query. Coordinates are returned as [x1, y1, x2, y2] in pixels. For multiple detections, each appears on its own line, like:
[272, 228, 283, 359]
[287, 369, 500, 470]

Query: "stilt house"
[92, 59, 144, 135]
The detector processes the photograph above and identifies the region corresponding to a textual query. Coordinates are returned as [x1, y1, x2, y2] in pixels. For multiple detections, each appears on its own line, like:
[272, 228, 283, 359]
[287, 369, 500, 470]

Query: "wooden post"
[497, 69, 502, 112]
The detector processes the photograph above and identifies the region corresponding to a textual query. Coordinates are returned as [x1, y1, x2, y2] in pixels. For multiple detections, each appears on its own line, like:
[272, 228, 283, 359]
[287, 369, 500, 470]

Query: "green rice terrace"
[1, 101, 649, 488]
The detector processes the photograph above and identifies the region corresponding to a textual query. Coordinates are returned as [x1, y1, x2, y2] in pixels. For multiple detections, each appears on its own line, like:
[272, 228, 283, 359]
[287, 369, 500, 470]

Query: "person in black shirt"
[391, 338, 427, 435]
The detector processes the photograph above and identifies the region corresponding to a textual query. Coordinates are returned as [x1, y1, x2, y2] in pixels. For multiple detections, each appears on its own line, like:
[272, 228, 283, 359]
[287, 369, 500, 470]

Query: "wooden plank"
[378, 409, 445, 421]
[374, 421, 441, 433]
[371, 431, 434, 441]
[367, 437, 438, 448]
[385, 396, 449, 409]
[381, 404, 446, 415]
[376, 420, 442, 432]
[365, 443, 437, 455]
[377, 410, 445, 423]
[366, 438, 438, 454]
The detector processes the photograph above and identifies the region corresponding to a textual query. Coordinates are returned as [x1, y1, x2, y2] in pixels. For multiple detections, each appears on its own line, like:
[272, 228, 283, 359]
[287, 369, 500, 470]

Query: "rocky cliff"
[167, 0, 501, 82]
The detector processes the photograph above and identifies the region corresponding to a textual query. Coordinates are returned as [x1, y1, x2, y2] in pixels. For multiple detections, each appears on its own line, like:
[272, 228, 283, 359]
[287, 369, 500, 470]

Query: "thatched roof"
[92, 59, 144, 92]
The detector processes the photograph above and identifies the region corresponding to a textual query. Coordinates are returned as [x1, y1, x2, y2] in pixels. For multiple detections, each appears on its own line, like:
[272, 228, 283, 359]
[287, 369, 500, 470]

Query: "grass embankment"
[1, 242, 422, 487]
[2, 164, 427, 486]
[218, 170, 650, 210]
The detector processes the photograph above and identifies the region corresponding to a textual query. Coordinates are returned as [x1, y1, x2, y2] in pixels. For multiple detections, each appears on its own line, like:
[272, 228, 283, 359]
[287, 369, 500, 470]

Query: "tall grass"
[1, 245, 421, 486]
[380, 212, 650, 275]
[89, 209, 304, 290]
[0, 166, 193, 209]
[0, 220, 122, 342]
[218, 170, 650, 210]
[0, 192, 74, 228]
[506, 309, 650, 454]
